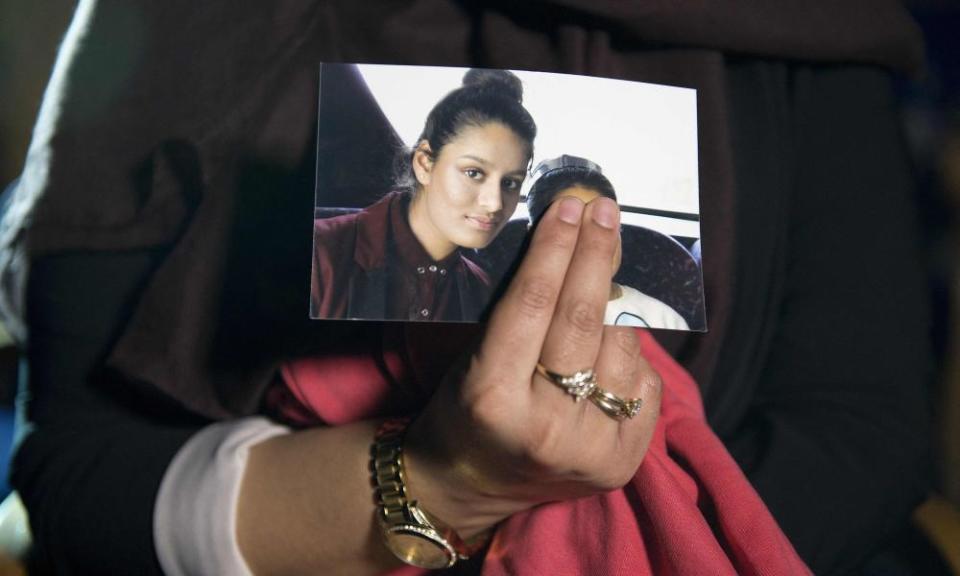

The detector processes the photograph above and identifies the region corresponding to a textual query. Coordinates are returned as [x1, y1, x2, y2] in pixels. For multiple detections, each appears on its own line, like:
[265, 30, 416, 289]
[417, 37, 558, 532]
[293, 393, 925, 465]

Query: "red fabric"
[276, 330, 812, 575]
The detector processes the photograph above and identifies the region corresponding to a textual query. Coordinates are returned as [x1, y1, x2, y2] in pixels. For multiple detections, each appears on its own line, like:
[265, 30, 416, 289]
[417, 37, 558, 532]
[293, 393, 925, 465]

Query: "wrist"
[402, 415, 524, 538]
[370, 417, 499, 569]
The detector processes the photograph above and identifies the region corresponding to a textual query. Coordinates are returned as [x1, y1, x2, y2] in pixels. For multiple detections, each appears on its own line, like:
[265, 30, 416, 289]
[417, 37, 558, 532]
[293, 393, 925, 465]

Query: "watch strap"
[371, 417, 489, 568]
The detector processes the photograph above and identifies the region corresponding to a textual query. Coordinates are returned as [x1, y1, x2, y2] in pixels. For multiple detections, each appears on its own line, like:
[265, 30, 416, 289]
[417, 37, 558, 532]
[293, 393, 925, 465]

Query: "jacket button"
[419, 308, 430, 318]
[417, 267, 425, 274]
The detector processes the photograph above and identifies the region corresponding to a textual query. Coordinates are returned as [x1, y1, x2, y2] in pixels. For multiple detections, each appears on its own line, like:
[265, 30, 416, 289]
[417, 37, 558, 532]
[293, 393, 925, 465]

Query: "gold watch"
[370, 418, 488, 569]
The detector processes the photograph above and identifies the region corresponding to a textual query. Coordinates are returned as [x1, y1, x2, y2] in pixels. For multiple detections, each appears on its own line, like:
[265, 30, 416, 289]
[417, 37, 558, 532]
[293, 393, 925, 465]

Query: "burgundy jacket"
[311, 192, 492, 321]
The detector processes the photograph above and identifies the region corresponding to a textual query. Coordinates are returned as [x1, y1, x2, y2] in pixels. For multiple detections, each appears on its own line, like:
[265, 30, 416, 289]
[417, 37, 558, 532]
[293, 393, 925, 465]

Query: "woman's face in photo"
[413, 122, 529, 255]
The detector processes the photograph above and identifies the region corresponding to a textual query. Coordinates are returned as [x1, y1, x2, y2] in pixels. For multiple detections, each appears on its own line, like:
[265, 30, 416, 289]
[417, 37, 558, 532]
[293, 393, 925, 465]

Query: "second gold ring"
[588, 387, 643, 420]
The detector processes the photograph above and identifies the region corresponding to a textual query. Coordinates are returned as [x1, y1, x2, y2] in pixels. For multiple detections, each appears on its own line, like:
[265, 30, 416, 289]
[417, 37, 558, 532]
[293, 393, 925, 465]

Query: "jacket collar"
[353, 190, 462, 272]
[353, 191, 401, 271]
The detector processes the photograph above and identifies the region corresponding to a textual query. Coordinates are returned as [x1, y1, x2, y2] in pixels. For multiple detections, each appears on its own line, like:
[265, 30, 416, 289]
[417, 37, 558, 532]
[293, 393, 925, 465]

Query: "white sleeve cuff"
[154, 417, 290, 576]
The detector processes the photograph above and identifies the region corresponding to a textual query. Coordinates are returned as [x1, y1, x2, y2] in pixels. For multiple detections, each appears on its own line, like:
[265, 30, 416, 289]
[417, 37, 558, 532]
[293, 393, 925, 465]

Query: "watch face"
[384, 525, 457, 569]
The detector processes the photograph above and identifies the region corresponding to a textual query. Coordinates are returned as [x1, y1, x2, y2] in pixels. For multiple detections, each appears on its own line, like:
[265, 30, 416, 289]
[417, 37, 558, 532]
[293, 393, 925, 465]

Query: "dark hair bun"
[462, 69, 524, 103]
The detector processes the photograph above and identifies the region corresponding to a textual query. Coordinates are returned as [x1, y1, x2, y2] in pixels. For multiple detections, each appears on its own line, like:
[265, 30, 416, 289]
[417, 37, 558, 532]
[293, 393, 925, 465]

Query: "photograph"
[310, 63, 705, 329]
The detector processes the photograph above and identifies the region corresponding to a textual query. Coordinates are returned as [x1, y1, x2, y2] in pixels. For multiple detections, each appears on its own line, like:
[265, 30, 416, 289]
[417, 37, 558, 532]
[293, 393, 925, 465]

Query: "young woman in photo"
[526, 156, 690, 330]
[310, 69, 537, 321]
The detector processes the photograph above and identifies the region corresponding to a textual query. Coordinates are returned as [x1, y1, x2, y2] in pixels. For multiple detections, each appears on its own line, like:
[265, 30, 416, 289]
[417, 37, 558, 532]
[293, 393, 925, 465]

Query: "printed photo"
[311, 63, 705, 330]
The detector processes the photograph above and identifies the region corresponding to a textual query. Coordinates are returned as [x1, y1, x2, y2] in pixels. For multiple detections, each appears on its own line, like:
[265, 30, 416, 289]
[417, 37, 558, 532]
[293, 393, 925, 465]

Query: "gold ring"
[588, 387, 643, 420]
[535, 363, 597, 402]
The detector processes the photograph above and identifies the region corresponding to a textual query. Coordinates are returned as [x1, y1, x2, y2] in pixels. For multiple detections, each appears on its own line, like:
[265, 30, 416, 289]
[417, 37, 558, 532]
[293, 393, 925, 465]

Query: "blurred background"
[0, 0, 957, 573]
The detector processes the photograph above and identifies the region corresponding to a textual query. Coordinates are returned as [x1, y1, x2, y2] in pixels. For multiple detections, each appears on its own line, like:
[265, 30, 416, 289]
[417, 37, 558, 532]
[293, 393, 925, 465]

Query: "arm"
[236, 421, 404, 576]
[17, 197, 662, 575]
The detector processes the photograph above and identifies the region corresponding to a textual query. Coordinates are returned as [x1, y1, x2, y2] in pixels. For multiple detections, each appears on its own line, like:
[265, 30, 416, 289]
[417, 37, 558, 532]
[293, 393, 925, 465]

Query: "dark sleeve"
[724, 65, 933, 575]
[12, 249, 206, 575]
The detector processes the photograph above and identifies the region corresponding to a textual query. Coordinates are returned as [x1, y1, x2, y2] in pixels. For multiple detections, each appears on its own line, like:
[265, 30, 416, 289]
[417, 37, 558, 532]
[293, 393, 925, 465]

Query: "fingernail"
[592, 198, 619, 229]
[557, 196, 584, 224]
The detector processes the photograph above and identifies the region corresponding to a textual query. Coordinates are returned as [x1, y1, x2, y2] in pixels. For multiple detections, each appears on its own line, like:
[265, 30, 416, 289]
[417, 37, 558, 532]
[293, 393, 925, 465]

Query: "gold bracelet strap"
[370, 417, 491, 561]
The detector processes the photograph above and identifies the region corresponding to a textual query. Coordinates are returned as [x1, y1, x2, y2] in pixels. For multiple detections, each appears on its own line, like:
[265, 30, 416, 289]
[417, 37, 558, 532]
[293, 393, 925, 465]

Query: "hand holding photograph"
[311, 63, 704, 330]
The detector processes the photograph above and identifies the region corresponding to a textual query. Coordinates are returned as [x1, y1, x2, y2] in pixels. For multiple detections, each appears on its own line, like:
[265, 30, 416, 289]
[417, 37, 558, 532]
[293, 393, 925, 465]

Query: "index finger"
[476, 196, 585, 378]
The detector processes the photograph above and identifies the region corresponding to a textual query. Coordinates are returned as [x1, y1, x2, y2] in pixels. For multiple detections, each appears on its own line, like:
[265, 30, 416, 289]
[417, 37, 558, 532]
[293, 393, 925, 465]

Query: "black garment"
[709, 63, 932, 572]
[4, 2, 931, 575]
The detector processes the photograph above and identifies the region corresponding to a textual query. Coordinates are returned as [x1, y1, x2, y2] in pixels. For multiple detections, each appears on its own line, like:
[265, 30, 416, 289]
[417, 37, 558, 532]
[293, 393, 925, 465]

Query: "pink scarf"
[271, 329, 812, 575]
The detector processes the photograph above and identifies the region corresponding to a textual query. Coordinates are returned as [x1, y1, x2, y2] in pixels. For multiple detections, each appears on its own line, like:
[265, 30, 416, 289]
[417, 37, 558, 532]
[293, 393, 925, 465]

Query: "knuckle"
[515, 277, 557, 319]
[582, 228, 616, 257]
[536, 224, 577, 253]
[467, 392, 499, 430]
[583, 450, 633, 491]
[611, 464, 638, 489]
[464, 377, 511, 429]
[636, 364, 663, 402]
[522, 417, 565, 469]
[466, 393, 512, 444]
[597, 468, 634, 491]
[611, 327, 638, 356]
[615, 358, 639, 393]
[563, 298, 603, 336]
[603, 329, 641, 388]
